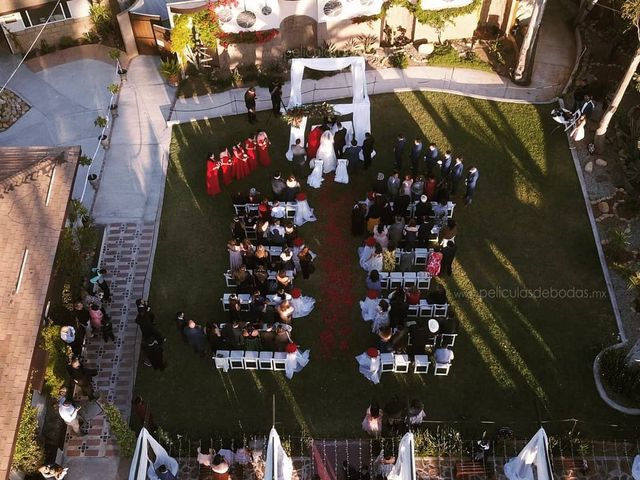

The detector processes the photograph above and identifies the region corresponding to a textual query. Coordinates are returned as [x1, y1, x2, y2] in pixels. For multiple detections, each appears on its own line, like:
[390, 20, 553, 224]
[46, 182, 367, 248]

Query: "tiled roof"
[0, 145, 80, 480]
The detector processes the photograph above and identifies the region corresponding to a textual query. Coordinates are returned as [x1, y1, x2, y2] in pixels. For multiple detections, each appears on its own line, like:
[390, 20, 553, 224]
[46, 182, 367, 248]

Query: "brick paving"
[64, 222, 155, 458]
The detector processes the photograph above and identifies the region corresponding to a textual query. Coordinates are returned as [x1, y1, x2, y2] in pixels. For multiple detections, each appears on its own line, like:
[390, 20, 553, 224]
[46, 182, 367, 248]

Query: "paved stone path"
[65, 223, 154, 458]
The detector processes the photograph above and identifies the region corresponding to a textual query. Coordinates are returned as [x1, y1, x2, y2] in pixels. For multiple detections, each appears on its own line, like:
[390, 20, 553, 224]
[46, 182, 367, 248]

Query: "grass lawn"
[134, 91, 634, 442]
[425, 45, 494, 72]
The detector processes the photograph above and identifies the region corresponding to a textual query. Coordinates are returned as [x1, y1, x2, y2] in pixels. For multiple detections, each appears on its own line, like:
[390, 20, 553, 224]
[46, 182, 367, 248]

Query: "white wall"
[0, 12, 25, 32]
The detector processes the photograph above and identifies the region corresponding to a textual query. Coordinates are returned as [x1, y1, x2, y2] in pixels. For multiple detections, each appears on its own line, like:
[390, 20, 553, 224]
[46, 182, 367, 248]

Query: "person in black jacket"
[244, 87, 257, 124]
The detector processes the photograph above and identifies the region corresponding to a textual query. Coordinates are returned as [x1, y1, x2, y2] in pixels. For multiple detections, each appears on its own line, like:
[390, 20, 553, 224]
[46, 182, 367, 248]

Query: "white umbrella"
[387, 432, 416, 480]
[503, 428, 554, 480]
[264, 427, 294, 480]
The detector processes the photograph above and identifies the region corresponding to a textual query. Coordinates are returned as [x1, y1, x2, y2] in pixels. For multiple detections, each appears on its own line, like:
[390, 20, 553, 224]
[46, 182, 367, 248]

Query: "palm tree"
[594, 0, 640, 151]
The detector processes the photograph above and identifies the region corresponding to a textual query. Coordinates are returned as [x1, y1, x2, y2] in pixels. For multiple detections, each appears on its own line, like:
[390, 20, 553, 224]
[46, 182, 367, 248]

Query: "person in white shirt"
[58, 397, 85, 435]
[271, 201, 286, 219]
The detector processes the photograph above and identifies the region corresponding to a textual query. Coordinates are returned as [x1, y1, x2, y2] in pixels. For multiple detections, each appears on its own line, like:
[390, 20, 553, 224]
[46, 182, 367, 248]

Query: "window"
[26, 2, 66, 27]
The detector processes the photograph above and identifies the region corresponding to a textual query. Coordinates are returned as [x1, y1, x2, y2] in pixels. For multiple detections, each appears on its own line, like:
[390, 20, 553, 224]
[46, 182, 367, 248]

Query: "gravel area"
[572, 116, 640, 343]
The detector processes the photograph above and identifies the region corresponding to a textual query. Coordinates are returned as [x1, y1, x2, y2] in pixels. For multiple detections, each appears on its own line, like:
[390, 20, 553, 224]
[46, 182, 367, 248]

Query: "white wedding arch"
[286, 56, 371, 159]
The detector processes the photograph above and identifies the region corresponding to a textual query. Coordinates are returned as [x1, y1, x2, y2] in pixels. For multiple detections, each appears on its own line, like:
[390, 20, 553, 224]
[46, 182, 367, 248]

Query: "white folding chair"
[440, 333, 457, 348]
[418, 301, 433, 318]
[433, 304, 448, 317]
[214, 350, 230, 370]
[414, 248, 429, 266]
[446, 202, 455, 219]
[273, 352, 287, 370]
[286, 204, 297, 219]
[407, 304, 419, 318]
[224, 271, 236, 288]
[416, 272, 431, 291]
[434, 362, 451, 376]
[393, 354, 410, 373]
[259, 351, 274, 370]
[221, 294, 231, 312]
[243, 351, 259, 370]
[425, 334, 438, 349]
[233, 204, 245, 215]
[413, 355, 430, 374]
[379, 272, 389, 290]
[230, 350, 245, 370]
[403, 272, 417, 288]
[239, 294, 251, 312]
[246, 204, 259, 216]
[380, 353, 395, 372]
[389, 272, 403, 290]
[245, 224, 257, 240]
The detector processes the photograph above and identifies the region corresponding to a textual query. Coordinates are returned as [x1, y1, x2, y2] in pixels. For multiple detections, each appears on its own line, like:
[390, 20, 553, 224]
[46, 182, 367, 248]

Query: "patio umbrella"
[387, 432, 416, 480]
[503, 428, 554, 480]
[129, 427, 178, 480]
[264, 426, 294, 480]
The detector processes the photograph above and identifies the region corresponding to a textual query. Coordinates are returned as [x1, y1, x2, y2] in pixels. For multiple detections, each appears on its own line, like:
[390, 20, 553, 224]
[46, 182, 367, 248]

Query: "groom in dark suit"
[334, 122, 347, 157]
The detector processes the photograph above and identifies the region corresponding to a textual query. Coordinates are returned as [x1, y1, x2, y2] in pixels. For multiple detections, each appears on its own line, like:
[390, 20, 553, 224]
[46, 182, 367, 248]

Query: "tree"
[594, 0, 640, 152]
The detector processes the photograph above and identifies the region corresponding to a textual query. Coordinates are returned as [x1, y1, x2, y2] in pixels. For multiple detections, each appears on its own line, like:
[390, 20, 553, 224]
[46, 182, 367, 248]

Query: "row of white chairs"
[407, 333, 457, 348]
[228, 245, 291, 269]
[379, 271, 431, 291]
[387, 201, 456, 220]
[224, 269, 295, 288]
[233, 202, 298, 218]
[380, 353, 452, 376]
[214, 350, 287, 370]
[407, 301, 449, 319]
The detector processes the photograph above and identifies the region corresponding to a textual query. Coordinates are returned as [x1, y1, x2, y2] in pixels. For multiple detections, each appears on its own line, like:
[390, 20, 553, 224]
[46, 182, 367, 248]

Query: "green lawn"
[134, 91, 634, 442]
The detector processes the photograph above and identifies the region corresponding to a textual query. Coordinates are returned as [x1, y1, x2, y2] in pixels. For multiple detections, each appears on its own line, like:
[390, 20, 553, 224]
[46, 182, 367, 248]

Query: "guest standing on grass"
[441, 240, 457, 276]
[176, 311, 187, 342]
[362, 132, 375, 170]
[334, 122, 348, 156]
[393, 133, 406, 169]
[410, 138, 423, 177]
[291, 139, 307, 178]
[465, 167, 479, 205]
[344, 140, 362, 175]
[142, 336, 165, 370]
[451, 156, 464, 195]
[184, 319, 208, 356]
[269, 82, 282, 116]
[425, 143, 439, 176]
[244, 87, 257, 124]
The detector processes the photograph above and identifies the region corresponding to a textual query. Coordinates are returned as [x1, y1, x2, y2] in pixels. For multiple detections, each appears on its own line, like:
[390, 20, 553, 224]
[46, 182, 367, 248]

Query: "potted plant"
[94, 116, 108, 129]
[109, 48, 128, 80]
[78, 154, 92, 166]
[107, 83, 120, 117]
[159, 58, 181, 87]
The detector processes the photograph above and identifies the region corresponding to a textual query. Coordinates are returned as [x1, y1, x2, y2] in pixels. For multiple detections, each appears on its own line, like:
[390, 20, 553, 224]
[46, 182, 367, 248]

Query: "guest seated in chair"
[434, 346, 454, 364]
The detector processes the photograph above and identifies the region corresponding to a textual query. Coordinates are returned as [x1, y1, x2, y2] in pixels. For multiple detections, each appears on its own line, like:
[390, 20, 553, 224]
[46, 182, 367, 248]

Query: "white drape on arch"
[286, 57, 371, 159]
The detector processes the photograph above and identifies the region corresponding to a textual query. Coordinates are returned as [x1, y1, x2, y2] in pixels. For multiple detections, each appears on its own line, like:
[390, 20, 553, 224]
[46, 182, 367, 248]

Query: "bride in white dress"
[294, 194, 317, 226]
[335, 158, 349, 184]
[307, 158, 324, 189]
[317, 130, 338, 174]
[291, 288, 316, 318]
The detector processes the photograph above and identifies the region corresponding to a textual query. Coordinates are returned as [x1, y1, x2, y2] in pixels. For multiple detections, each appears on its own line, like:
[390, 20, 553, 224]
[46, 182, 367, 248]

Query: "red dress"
[220, 149, 233, 186]
[306, 126, 323, 159]
[232, 145, 247, 180]
[256, 132, 272, 167]
[244, 138, 258, 172]
[206, 157, 221, 196]
[425, 177, 437, 200]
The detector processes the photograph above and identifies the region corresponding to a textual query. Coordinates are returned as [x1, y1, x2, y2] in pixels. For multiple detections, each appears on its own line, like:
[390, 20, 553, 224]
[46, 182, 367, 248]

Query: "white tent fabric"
[264, 427, 294, 480]
[129, 427, 179, 480]
[632, 455, 640, 480]
[503, 428, 554, 480]
[285, 349, 310, 379]
[388, 432, 416, 480]
[286, 57, 370, 159]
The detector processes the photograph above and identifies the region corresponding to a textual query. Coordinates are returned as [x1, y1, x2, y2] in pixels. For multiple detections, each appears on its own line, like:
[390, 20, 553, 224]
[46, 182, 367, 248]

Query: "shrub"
[39, 39, 56, 54]
[89, 1, 115, 40]
[604, 228, 631, 263]
[82, 30, 100, 44]
[40, 324, 69, 394]
[600, 346, 640, 403]
[211, 73, 233, 90]
[58, 36, 76, 49]
[414, 426, 464, 456]
[11, 390, 45, 474]
[389, 50, 409, 69]
[257, 61, 286, 88]
[103, 403, 137, 457]
[236, 63, 259, 83]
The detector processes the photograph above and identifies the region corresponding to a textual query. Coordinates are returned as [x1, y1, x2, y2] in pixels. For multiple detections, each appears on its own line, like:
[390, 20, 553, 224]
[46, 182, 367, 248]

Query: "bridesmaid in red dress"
[219, 147, 233, 186]
[232, 142, 247, 180]
[306, 125, 323, 159]
[244, 135, 258, 172]
[256, 130, 272, 167]
[206, 153, 221, 196]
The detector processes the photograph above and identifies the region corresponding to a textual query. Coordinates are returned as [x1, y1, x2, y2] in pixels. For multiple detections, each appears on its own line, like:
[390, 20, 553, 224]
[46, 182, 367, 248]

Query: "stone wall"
[9, 16, 93, 53]
[413, 9, 479, 43]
